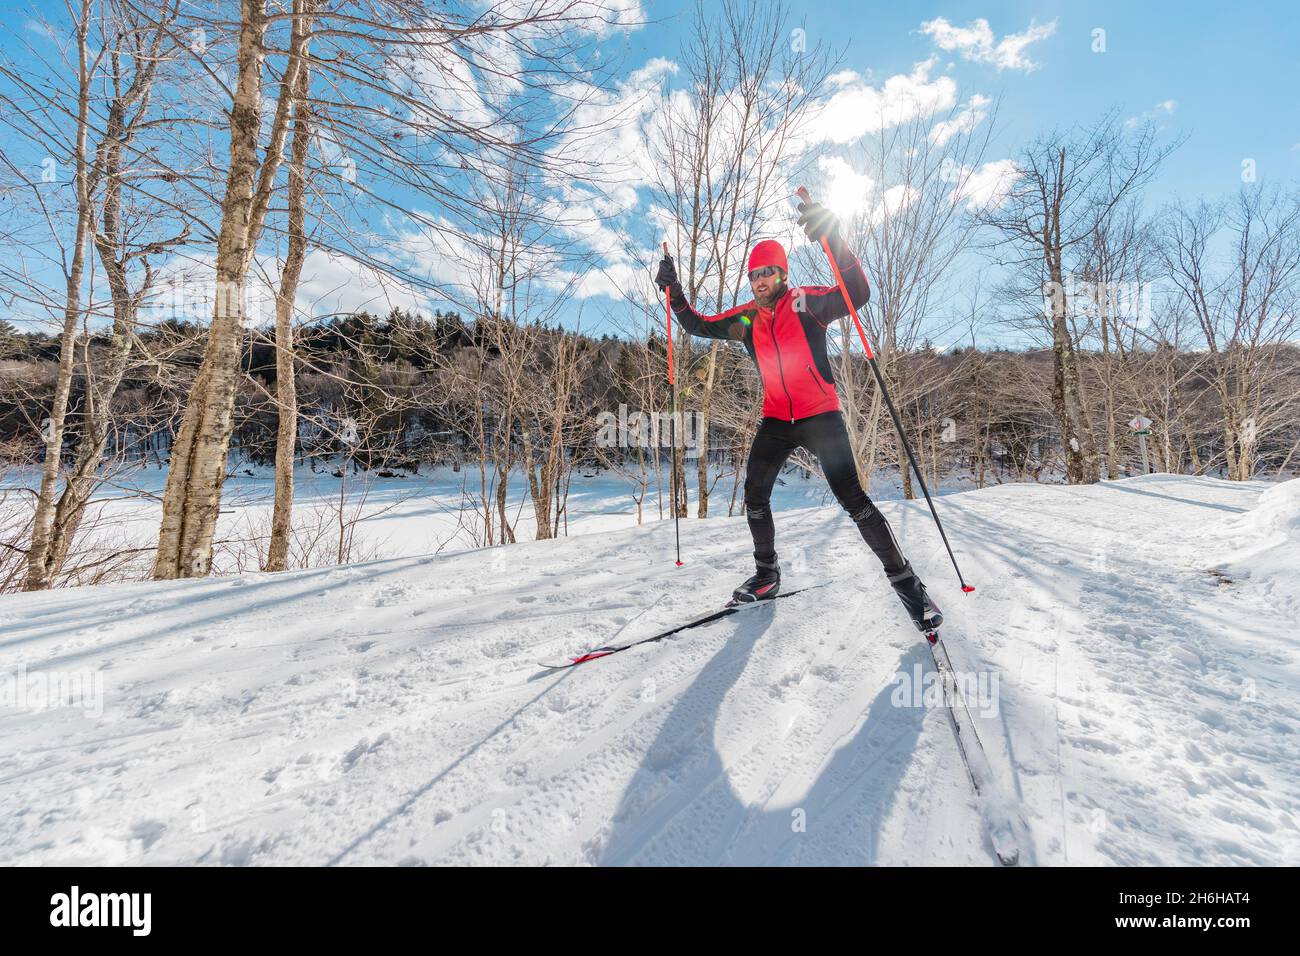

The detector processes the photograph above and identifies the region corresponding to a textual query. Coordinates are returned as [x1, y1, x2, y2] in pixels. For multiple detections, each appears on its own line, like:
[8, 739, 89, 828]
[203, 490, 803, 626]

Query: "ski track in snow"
[1, 475, 1297, 866]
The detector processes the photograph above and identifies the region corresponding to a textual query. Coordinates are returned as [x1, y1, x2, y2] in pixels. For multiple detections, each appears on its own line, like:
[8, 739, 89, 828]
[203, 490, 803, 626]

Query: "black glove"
[654, 254, 679, 293]
[797, 199, 838, 243]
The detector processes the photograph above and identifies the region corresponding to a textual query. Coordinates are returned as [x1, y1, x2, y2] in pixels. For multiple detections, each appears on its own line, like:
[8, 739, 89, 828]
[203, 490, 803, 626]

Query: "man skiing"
[653, 197, 942, 633]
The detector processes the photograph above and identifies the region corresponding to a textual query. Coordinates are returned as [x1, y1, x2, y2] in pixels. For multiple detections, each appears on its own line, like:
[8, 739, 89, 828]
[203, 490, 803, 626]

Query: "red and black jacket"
[670, 234, 870, 422]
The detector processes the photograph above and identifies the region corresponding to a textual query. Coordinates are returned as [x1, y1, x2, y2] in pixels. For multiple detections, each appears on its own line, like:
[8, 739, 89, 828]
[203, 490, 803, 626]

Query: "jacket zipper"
[806, 364, 828, 397]
[767, 310, 795, 421]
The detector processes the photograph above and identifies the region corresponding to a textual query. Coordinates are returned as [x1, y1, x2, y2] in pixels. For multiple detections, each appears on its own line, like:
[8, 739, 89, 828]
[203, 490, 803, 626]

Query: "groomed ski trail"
[1, 475, 1296, 867]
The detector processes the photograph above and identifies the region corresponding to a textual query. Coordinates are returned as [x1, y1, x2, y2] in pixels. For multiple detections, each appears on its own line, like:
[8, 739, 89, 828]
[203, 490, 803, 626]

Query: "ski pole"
[795, 186, 973, 593]
[664, 242, 683, 567]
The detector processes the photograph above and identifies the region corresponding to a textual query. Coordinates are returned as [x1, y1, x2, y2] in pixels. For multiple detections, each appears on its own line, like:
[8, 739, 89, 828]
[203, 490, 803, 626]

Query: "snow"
[1214, 478, 1300, 627]
[0, 459, 951, 577]
[1, 474, 1297, 866]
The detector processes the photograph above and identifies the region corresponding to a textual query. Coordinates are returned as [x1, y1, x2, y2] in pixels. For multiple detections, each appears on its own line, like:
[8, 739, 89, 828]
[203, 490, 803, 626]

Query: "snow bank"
[1215, 478, 1300, 624]
[1236, 477, 1300, 541]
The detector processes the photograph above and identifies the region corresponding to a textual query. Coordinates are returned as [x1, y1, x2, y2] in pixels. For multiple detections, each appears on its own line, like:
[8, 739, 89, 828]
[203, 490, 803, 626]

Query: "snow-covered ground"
[1, 459, 927, 578]
[1, 474, 1297, 866]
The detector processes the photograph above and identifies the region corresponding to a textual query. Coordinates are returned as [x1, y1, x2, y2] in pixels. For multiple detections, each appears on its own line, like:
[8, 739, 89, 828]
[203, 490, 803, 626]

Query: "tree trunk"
[266, 51, 313, 572]
[1048, 257, 1096, 484]
[522, 427, 551, 540]
[153, 0, 309, 579]
[1099, 307, 1118, 479]
[24, 2, 95, 591]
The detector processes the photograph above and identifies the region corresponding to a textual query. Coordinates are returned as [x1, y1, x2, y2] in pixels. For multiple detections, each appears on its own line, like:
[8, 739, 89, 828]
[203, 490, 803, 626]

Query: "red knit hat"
[747, 239, 788, 276]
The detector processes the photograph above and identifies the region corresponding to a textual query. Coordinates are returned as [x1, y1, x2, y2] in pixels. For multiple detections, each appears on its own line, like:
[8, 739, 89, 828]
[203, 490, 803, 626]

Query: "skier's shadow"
[596, 613, 930, 866]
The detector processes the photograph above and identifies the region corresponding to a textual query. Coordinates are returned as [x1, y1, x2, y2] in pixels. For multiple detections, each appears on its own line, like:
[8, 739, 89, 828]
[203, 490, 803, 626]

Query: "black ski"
[537, 584, 828, 670]
[925, 627, 1021, 866]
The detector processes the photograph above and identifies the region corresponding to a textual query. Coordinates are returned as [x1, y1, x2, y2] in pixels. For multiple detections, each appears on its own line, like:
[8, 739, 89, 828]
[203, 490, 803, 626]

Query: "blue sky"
[631, 0, 1298, 204]
[2, 1, 1297, 343]
[590, 0, 1300, 345]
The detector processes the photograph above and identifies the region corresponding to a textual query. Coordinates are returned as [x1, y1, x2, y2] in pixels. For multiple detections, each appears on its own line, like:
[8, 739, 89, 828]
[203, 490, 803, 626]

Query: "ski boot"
[732, 559, 780, 604]
[888, 562, 943, 633]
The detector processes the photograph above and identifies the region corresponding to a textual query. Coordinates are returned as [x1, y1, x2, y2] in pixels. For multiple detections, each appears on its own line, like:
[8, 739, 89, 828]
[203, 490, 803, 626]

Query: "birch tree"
[265, 10, 314, 572]
[153, 0, 629, 577]
[151, 0, 314, 578]
[0, 0, 184, 589]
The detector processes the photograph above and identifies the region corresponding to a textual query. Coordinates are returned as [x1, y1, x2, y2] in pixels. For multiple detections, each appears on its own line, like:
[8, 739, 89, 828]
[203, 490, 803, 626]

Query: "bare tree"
[824, 95, 997, 497]
[265, 12, 314, 571]
[646, 0, 834, 517]
[1160, 186, 1300, 480]
[0, 0, 184, 590]
[150, 0, 314, 578]
[982, 113, 1175, 484]
[1072, 199, 1156, 477]
[152, 0, 629, 577]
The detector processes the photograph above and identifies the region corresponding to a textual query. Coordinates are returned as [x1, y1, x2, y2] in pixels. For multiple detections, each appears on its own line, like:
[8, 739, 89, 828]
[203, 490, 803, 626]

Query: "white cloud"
[137, 249, 434, 328]
[815, 156, 918, 226]
[930, 93, 992, 145]
[288, 249, 433, 319]
[568, 261, 645, 300]
[920, 17, 1056, 73]
[404, 44, 502, 129]
[818, 156, 877, 216]
[953, 158, 1019, 211]
[544, 57, 678, 210]
[803, 59, 958, 146]
[585, 0, 647, 38]
[1126, 99, 1177, 129]
[538, 48, 1002, 305]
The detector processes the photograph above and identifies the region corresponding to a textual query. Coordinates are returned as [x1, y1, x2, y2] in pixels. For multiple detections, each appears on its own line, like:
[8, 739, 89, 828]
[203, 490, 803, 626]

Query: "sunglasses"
[748, 266, 784, 281]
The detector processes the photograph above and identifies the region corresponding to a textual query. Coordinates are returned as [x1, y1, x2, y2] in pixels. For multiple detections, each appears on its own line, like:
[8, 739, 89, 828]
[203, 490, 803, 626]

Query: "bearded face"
[749, 267, 786, 308]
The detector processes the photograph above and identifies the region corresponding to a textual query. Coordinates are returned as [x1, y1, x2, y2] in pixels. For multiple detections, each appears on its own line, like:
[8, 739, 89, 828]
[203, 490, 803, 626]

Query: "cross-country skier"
[653, 198, 942, 633]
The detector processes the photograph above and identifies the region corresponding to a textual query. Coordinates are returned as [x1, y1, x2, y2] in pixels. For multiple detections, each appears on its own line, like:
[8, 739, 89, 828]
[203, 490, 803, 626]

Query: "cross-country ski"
[924, 628, 1022, 866]
[538, 584, 829, 669]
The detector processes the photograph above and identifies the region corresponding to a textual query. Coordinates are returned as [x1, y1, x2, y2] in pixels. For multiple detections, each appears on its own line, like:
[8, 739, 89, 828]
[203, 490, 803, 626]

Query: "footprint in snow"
[130, 820, 167, 851]
[480, 639, 521, 660]
[132, 693, 170, 719]
[341, 733, 391, 771]
[364, 584, 413, 608]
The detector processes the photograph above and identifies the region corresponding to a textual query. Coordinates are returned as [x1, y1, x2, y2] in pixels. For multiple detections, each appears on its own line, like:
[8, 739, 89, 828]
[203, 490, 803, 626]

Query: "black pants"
[743, 411, 907, 576]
